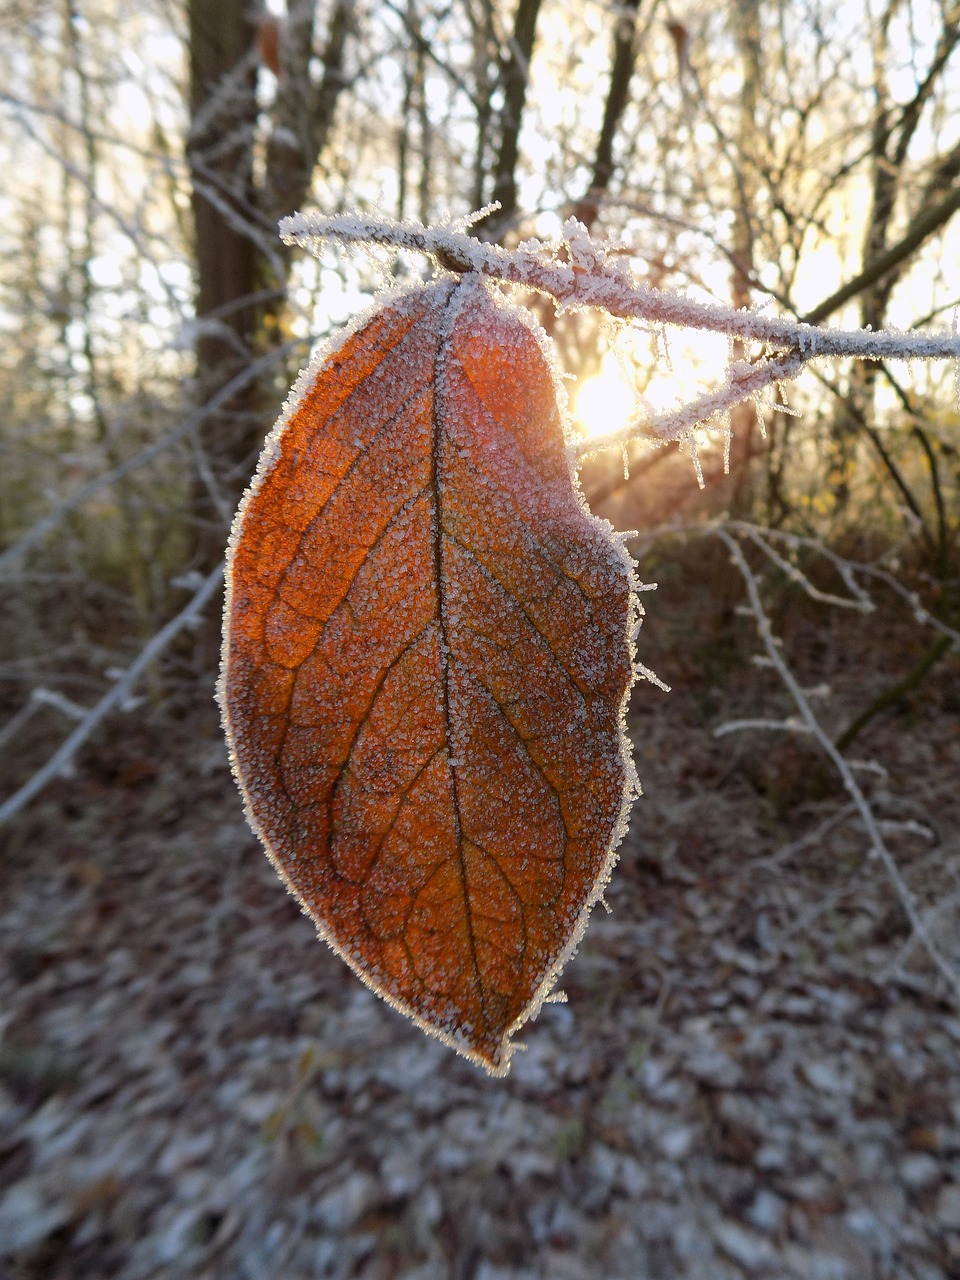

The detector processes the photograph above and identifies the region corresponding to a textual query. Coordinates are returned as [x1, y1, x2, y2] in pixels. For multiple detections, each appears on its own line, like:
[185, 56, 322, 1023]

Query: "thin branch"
[0, 341, 307, 574]
[571, 0, 643, 230]
[0, 564, 224, 829]
[476, 0, 542, 235]
[716, 522, 960, 648]
[801, 182, 960, 325]
[579, 352, 804, 459]
[855, 564, 960, 647]
[717, 529, 960, 1005]
[713, 716, 811, 736]
[744, 528, 874, 612]
[282, 210, 960, 360]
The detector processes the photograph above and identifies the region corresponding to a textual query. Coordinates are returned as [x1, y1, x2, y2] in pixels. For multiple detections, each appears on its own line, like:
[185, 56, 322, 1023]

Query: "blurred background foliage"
[0, 0, 958, 797]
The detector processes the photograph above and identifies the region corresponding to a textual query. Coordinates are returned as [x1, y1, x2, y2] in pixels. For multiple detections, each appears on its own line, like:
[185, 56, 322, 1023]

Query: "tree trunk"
[187, 0, 263, 550]
[475, 0, 542, 241]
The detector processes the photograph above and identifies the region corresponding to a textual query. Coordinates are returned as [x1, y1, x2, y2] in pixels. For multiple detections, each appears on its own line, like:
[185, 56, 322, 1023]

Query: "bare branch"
[0, 564, 224, 829]
[0, 342, 307, 575]
[717, 529, 960, 1006]
[282, 210, 960, 361]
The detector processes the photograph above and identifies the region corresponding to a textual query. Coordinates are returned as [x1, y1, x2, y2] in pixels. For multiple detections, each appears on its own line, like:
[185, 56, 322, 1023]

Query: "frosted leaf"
[221, 273, 640, 1075]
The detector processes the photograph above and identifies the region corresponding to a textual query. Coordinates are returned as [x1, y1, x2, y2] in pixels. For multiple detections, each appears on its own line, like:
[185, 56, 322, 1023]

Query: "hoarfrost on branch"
[281, 208, 960, 463]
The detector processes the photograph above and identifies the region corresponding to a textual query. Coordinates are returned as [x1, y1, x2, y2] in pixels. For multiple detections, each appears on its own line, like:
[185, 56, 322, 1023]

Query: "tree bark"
[187, 0, 262, 539]
[727, 0, 760, 515]
[571, 0, 642, 231]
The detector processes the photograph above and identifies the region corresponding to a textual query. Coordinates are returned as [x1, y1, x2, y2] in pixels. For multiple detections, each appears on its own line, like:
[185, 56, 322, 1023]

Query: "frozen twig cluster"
[724, 522, 960, 650]
[713, 529, 960, 1006]
[632, 518, 960, 653]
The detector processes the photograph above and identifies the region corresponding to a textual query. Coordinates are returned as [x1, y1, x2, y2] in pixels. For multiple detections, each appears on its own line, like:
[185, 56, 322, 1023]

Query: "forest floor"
[1, 544, 959, 1280]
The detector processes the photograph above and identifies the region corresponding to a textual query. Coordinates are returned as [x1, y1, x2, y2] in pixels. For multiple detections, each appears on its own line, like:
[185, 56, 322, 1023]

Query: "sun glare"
[574, 352, 636, 440]
[574, 329, 731, 440]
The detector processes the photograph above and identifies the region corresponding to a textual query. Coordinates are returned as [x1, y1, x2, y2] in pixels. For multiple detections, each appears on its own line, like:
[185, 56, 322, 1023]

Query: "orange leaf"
[220, 277, 636, 1073]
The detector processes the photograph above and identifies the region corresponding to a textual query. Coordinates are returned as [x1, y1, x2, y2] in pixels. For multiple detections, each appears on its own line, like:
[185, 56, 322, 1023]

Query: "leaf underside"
[221, 276, 634, 1073]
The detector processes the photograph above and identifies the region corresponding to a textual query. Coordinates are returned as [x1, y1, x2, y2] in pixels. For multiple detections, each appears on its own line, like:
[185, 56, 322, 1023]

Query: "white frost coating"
[430, 276, 647, 1076]
[279, 206, 960, 470]
[222, 265, 648, 1077]
[281, 210, 960, 367]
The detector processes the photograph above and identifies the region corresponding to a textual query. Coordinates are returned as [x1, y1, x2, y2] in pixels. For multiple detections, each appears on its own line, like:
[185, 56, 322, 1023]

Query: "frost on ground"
[0, 547, 959, 1280]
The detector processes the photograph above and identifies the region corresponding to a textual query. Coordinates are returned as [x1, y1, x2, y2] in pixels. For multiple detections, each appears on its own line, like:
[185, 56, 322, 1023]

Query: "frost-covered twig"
[634, 520, 960, 649]
[855, 563, 960, 649]
[717, 529, 960, 1005]
[729, 522, 960, 648]
[743, 528, 875, 613]
[282, 209, 960, 361]
[0, 564, 224, 828]
[735, 525, 878, 610]
[713, 715, 811, 737]
[579, 352, 805, 459]
[282, 209, 960, 463]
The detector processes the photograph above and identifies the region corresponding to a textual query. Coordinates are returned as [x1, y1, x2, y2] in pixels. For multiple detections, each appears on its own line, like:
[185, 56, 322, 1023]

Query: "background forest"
[1, 0, 959, 1277]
